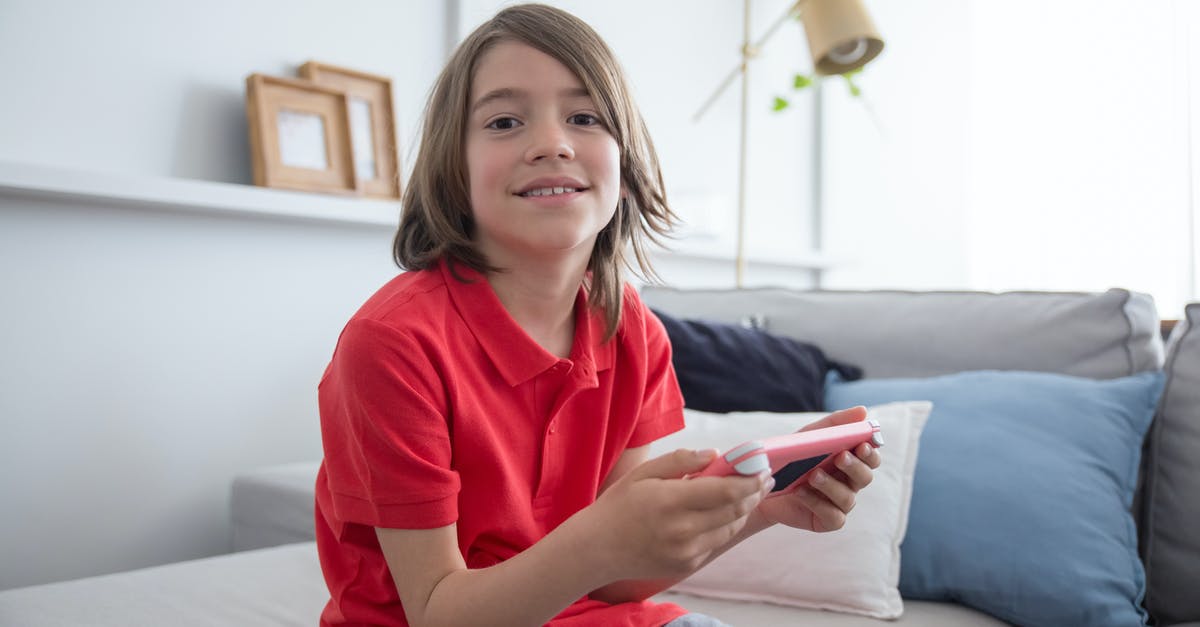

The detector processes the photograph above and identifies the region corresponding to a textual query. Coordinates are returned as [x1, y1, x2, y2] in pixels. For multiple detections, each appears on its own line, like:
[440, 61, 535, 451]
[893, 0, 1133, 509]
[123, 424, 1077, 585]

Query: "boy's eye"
[486, 117, 520, 131]
[568, 113, 601, 126]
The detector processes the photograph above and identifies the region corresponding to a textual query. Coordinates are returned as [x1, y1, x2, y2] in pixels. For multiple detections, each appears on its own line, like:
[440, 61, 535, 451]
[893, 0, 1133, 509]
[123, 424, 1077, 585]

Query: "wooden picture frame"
[245, 74, 359, 195]
[299, 61, 401, 199]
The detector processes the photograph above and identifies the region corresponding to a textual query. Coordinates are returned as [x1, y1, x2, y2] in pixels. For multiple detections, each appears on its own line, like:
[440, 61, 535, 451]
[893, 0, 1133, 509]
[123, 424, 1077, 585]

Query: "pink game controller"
[693, 419, 884, 493]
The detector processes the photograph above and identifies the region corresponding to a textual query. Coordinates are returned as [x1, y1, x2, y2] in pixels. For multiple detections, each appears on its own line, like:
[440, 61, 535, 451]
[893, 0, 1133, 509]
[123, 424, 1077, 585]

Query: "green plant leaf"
[772, 96, 790, 111]
[793, 74, 813, 90]
[843, 74, 862, 97]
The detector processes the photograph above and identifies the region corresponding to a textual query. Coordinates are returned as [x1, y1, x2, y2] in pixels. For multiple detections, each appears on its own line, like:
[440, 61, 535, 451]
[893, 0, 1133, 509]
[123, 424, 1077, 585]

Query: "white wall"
[965, 0, 1197, 318]
[0, 0, 444, 589]
[0, 196, 399, 589]
[820, 0, 973, 290]
[820, 0, 1200, 319]
[0, 0, 444, 185]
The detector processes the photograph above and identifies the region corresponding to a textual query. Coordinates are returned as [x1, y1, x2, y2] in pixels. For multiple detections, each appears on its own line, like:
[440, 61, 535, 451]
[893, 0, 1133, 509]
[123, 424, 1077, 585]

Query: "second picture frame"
[300, 61, 401, 200]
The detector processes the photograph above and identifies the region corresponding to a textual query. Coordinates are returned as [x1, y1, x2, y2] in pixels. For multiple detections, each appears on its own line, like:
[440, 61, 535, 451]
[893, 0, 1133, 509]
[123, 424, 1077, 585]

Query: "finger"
[691, 515, 753, 556]
[808, 468, 857, 513]
[832, 449, 875, 491]
[855, 442, 882, 469]
[798, 406, 868, 433]
[671, 486, 766, 537]
[630, 448, 720, 481]
[678, 473, 772, 511]
[666, 511, 758, 570]
[792, 485, 849, 532]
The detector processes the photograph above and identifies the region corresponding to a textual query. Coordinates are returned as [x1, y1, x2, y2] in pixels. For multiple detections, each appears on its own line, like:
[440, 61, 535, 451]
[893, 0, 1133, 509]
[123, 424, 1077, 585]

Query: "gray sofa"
[2, 287, 1197, 626]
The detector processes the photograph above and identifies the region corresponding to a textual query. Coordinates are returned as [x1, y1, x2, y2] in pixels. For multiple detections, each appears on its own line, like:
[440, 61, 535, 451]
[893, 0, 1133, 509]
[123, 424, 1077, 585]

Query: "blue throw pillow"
[825, 370, 1165, 627]
[651, 308, 861, 413]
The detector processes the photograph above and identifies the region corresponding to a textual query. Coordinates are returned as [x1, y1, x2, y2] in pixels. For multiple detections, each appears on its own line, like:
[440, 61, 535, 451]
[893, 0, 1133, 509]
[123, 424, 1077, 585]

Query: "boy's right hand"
[580, 448, 773, 582]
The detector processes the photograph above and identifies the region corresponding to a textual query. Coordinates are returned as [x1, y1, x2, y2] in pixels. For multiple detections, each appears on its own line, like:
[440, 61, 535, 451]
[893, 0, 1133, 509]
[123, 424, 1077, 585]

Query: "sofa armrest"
[230, 462, 320, 551]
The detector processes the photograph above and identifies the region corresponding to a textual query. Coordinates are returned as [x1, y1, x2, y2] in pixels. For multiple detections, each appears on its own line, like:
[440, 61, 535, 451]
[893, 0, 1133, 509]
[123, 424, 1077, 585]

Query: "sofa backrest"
[639, 287, 1163, 379]
[1140, 305, 1200, 624]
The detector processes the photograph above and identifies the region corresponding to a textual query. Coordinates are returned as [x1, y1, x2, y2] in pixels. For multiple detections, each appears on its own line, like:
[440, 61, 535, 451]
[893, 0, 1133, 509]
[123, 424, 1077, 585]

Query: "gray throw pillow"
[1140, 304, 1200, 625]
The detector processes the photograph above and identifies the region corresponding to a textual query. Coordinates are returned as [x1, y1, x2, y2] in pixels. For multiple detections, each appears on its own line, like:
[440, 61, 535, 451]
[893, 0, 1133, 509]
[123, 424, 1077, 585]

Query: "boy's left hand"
[757, 406, 882, 532]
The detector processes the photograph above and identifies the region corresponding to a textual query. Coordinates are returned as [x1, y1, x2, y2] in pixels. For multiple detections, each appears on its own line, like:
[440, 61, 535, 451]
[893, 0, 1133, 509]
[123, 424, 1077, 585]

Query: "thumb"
[628, 448, 719, 481]
[798, 405, 869, 432]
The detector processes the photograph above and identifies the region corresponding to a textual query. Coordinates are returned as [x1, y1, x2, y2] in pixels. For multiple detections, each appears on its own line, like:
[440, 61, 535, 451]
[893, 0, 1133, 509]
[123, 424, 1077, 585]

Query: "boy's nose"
[525, 124, 575, 162]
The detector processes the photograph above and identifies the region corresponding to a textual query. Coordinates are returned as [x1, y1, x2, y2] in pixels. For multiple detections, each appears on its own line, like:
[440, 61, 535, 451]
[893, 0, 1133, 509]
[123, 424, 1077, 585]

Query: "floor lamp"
[693, 0, 885, 287]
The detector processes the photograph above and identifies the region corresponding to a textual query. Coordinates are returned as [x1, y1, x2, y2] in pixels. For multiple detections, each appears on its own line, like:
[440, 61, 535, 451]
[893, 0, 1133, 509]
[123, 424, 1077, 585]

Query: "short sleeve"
[627, 290, 686, 447]
[318, 318, 461, 529]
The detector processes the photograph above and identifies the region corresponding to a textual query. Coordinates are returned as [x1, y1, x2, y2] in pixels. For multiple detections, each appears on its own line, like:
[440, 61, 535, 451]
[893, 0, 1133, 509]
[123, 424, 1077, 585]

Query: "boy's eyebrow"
[471, 86, 592, 114]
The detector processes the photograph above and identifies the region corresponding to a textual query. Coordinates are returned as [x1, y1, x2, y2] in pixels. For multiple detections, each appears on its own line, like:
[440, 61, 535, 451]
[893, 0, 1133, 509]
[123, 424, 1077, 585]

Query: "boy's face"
[465, 41, 621, 268]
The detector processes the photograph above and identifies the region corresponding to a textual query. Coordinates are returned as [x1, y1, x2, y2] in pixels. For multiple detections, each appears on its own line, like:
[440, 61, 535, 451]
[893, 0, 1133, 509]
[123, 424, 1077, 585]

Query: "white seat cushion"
[655, 592, 1010, 626]
[0, 543, 327, 627]
[0, 540, 1004, 627]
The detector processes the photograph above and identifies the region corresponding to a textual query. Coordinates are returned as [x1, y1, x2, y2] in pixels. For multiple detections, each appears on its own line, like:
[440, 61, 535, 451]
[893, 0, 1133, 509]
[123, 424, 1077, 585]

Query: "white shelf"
[655, 236, 842, 271]
[0, 160, 401, 229]
[0, 160, 839, 271]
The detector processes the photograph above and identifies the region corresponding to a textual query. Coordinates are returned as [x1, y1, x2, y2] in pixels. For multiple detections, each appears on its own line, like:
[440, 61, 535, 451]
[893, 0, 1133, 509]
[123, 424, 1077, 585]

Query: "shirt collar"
[441, 259, 614, 387]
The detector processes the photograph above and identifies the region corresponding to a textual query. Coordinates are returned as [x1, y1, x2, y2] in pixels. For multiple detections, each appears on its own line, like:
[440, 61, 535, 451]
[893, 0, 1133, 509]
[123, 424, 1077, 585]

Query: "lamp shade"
[799, 0, 884, 75]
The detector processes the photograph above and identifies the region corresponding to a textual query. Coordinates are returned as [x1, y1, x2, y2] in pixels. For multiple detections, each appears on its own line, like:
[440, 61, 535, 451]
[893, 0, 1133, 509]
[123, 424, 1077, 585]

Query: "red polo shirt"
[314, 259, 687, 627]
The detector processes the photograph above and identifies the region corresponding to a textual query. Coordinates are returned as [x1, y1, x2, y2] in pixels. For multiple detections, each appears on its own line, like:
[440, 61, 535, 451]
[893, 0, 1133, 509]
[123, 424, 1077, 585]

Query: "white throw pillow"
[648, 401, 931, 619]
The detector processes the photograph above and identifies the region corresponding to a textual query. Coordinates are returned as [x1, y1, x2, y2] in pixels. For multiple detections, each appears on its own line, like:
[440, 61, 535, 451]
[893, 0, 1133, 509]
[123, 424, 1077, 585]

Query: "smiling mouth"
[518, 186, 585, 198]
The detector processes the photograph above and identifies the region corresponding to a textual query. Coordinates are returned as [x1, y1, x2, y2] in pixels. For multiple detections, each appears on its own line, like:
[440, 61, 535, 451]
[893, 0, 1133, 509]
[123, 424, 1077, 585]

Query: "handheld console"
[693, 419, 884, 493]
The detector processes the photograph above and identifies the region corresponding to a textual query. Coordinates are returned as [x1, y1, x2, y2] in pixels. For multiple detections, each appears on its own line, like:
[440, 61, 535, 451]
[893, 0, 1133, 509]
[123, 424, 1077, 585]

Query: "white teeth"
[521, 186, 578, 197]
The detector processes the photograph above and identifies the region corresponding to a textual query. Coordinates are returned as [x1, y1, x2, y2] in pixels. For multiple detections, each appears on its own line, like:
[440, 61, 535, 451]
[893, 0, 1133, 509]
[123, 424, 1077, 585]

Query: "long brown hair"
[393, 3, 676, 339]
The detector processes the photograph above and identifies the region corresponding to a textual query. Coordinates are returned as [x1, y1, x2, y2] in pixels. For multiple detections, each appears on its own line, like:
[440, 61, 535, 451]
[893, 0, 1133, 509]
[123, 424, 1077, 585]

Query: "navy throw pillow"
[652, 308, 861, 413]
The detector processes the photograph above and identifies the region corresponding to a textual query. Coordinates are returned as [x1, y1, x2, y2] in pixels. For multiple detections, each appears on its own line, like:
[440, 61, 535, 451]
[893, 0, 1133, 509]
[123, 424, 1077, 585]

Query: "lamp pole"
[695, 1, 803, 289]
[736, 0, 752, 288]
[693, 0, 883, 289]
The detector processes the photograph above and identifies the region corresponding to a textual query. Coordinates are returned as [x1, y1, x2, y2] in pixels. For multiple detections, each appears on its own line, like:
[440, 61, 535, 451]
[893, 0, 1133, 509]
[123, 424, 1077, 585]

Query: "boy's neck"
[485, 257, 587, 360]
